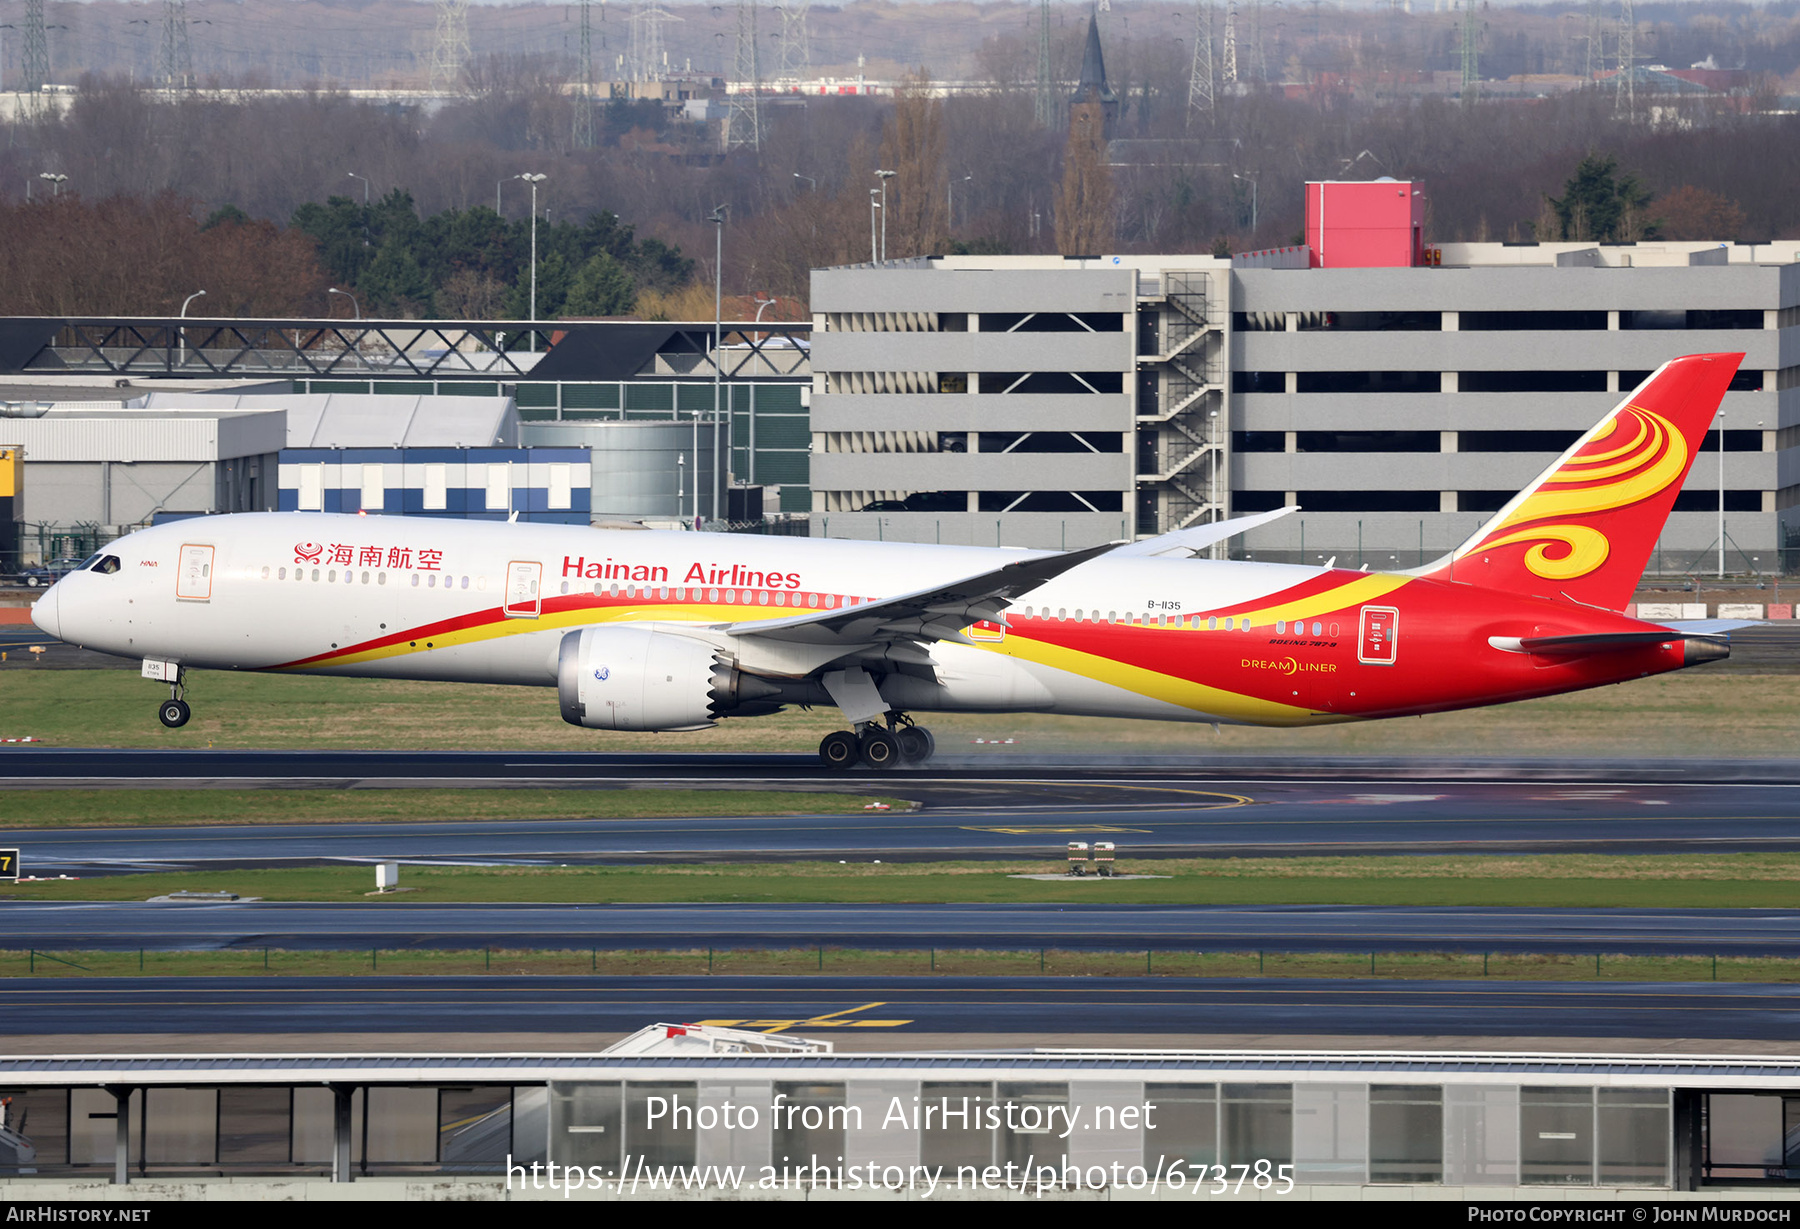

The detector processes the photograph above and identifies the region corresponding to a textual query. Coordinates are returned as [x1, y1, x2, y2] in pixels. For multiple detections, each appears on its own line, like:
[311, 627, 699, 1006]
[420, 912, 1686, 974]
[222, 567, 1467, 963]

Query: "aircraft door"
[504, 560, 543, 619]
[176, 544, 215, 602]
[1358, 605, 1399, 665]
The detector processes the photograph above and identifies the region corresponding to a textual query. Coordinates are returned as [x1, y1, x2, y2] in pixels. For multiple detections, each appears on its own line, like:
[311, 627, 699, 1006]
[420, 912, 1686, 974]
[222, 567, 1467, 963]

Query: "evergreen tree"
[360, 235, 435, 317]
[563, 252, 637, 317]
[505, 250, 572, 320]
[1544, 155, 1655, 243]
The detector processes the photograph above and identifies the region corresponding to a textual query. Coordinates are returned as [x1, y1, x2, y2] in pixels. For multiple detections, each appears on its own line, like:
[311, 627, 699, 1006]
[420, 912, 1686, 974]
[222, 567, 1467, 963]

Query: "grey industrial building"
[7, 1036, 1800, 1194]
[809, 238, 1799, 572]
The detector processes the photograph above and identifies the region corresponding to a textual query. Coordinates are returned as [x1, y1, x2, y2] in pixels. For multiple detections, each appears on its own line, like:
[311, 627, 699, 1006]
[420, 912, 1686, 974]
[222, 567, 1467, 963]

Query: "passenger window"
[1207, 617, 1217, 630]
[462, 577, 470, 590]
[378, 573, 386, 586]
[1276, 620, 1286, 633]
[260, 566, 270, 580]
[411, 574, 419, 587]
[1313, 621, 1322, 636]
[278, 567, 286, 580]
[361, 571, 370, 584]
[312, 569, 321, 582]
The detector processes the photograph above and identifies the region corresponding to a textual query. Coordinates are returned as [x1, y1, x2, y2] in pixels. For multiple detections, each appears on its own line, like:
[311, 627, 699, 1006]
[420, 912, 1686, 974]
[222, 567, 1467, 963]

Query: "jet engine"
[556, 626, 782, 731]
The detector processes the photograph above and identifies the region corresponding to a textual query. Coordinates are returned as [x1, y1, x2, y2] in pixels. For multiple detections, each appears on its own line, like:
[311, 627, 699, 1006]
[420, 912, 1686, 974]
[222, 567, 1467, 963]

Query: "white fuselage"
[33, 512, 1348, 725]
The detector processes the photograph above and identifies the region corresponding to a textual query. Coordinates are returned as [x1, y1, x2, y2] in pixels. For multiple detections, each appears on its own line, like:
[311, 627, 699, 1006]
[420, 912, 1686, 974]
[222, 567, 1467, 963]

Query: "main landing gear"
[818, 715, 936, 770]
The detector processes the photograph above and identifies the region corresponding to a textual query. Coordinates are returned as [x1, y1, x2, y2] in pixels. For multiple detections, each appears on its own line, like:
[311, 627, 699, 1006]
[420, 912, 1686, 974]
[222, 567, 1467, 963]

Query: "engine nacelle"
[556, 626, 782, 731]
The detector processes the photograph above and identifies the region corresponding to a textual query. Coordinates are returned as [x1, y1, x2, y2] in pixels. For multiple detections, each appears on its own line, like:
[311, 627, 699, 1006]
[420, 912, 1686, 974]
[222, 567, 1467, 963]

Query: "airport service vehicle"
[33, 354, 1742, 768]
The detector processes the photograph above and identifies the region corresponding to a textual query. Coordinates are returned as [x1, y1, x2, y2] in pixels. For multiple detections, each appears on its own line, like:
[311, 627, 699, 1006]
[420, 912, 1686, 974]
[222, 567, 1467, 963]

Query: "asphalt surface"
[7, 975, 1800, 1040]
[7, 768, 1800, 868]
[8, 902, 1800, 956]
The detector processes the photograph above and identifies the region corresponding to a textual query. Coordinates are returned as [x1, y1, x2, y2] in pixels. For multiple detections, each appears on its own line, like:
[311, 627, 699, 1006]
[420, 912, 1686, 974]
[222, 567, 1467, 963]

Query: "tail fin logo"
[1463, 405, 1687, 582]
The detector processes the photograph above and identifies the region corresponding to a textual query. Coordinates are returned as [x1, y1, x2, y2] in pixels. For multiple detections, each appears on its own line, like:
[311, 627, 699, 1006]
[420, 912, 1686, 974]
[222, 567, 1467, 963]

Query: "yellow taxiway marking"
[693, 1001, 914, 1033]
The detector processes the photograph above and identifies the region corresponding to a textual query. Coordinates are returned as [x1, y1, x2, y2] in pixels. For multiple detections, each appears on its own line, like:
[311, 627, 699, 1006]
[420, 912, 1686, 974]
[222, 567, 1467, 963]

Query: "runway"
[6, 975, 1800, 1040]
[8, 902, 1800, 956]
[8, 768, 1800, 869]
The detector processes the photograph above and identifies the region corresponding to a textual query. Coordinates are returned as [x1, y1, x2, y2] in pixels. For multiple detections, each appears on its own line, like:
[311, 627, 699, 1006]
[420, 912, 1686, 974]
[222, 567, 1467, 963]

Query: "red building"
[1305, 179, 1427, 269]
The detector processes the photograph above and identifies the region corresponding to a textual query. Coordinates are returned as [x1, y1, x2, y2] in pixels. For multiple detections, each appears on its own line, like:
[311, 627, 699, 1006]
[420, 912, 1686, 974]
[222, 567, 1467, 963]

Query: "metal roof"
[135, 392, 519, 449]
[8, 1049, 1800, 1088]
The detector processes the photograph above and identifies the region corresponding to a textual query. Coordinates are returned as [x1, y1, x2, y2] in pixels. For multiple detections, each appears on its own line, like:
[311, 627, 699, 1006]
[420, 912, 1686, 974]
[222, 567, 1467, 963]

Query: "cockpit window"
[91, 555, 121, 575]
[75, 553, 101, 571]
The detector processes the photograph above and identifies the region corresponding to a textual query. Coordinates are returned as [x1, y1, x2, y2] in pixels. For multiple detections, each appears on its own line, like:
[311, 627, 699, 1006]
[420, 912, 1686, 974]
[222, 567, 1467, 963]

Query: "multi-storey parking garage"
[809, 208, 1798, 572]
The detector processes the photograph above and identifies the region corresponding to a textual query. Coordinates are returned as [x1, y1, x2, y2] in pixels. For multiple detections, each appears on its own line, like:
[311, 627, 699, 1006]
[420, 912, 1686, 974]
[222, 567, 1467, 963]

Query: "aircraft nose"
[30, 583, 59, 639]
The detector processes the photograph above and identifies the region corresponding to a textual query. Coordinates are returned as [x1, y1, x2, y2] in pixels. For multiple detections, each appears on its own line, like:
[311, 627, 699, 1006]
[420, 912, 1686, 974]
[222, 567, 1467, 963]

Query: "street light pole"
[1718, 409, 1726, 579]
[327, 286, 360, 320]
[949, 174, 972, 233]
[1233, 173, 1257, 235]
[710, 204, 728, 526]
[178, 289, 206, 367]
[517, 173, 548, 345]
[874, 169, 896, 260]
[868, 190, 879, 263]
[38, 172, 66, 197]
[346, 172, 369, 206]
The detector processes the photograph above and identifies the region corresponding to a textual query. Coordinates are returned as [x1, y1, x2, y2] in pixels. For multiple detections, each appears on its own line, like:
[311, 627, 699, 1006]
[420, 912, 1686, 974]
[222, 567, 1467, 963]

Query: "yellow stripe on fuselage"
[993, 632, 1328, 727]
[1231, 573, 1410, 628]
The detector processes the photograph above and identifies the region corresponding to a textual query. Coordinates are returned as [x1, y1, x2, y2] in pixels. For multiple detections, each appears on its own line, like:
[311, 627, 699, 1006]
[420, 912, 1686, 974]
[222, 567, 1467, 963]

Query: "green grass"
[0, 789, 910, 829]
[0, 946, 1790, 983]
[9, 854, 1800, 906]
[2, 667, 1799, 756]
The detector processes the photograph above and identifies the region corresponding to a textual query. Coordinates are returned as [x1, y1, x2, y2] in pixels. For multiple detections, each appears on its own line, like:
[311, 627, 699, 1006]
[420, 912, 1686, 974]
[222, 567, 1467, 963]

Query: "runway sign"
[0, 848, 16, 880]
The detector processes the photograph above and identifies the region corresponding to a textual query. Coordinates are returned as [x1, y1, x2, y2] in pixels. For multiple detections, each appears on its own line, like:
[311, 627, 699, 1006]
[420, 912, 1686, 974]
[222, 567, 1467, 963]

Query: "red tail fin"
[1423, 352, 1741, 610]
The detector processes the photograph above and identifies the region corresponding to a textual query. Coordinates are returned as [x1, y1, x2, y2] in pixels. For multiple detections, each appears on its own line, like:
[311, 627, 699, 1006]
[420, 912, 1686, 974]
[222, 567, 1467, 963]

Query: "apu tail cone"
[1682, 636, 1730, 667]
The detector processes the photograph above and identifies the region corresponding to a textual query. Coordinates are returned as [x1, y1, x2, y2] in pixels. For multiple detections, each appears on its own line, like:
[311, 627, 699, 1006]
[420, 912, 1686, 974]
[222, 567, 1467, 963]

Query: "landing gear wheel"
[896, 726, 936, 764]
[158, 699, 191, 729]
[859, 728, 901, 770]
[819, 730, 861, 770]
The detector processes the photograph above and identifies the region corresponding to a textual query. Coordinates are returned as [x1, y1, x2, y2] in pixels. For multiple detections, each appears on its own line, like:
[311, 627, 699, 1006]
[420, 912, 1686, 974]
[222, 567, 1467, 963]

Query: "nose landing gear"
[146, 660, 190, 728]
[817, 714, 935, 769]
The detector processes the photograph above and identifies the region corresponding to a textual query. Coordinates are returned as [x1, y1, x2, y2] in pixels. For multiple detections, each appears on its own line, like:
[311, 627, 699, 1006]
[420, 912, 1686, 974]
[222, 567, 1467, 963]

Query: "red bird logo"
[294, 542, 324, 563]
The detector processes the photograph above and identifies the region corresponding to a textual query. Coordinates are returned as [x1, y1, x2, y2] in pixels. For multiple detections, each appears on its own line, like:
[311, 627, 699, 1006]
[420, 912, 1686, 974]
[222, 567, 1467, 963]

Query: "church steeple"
[1072, 10, 1116, 105]
[1067, 8, 1118, 139]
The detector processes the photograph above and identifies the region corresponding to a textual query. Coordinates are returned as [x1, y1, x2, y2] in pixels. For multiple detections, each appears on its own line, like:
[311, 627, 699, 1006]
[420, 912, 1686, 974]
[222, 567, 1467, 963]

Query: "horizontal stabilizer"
[1654, 618, 1761, 635]
[1488, 631, 1729, 667]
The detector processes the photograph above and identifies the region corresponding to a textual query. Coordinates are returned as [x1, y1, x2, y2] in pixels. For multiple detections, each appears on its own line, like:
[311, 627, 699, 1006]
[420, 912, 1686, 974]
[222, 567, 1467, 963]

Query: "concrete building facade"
[810, 239, 1800, 574]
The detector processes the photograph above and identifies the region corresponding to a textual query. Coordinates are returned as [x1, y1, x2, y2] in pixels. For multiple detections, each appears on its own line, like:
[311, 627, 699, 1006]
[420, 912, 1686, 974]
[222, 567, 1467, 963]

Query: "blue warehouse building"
[275, 446, 591, 522]
[135, 391, 594, 525]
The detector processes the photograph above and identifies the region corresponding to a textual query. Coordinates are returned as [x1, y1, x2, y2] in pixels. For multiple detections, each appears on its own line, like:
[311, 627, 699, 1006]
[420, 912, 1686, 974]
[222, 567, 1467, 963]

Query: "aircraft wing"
[1111, 506, 1299, 558]
[722, 539, 1121, 648]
